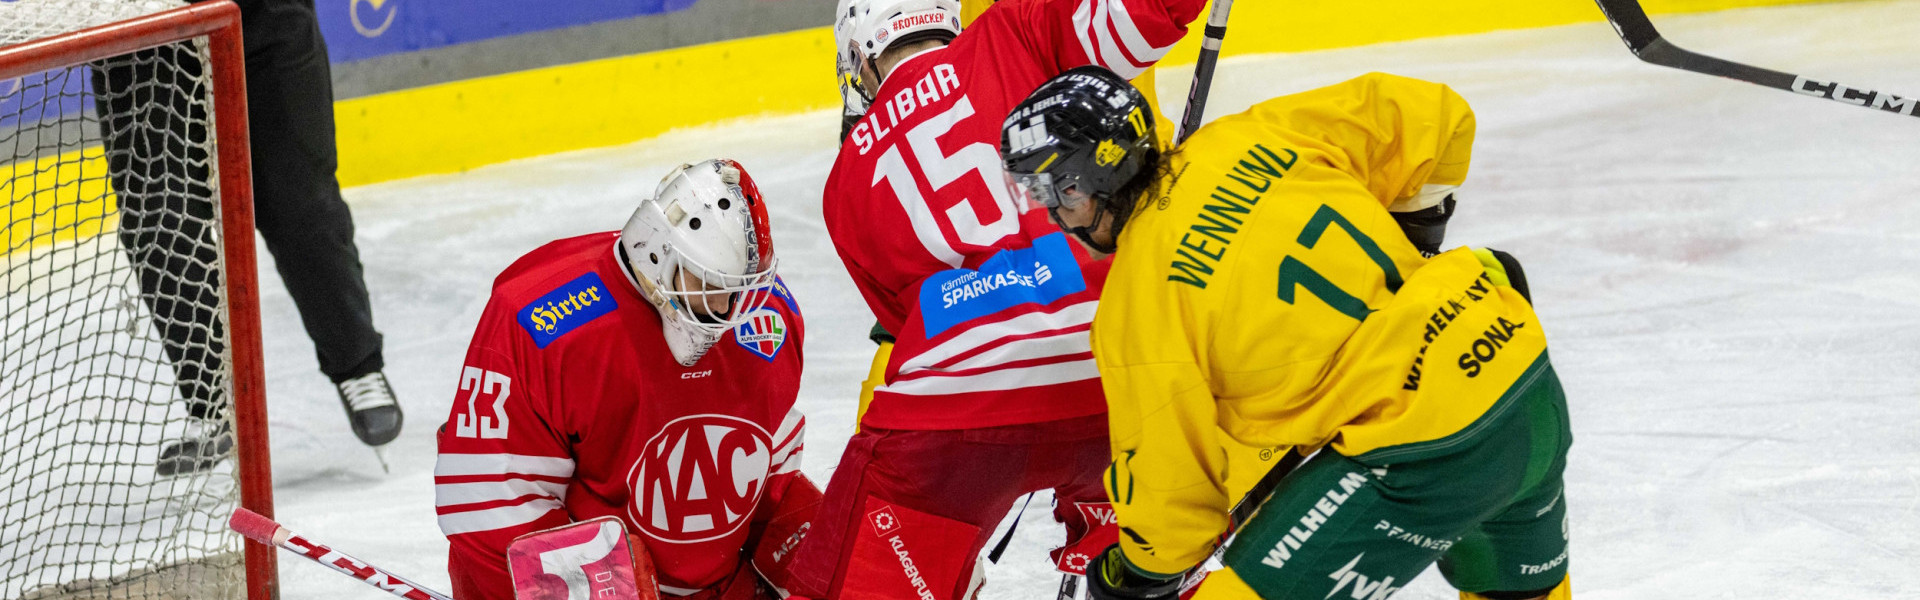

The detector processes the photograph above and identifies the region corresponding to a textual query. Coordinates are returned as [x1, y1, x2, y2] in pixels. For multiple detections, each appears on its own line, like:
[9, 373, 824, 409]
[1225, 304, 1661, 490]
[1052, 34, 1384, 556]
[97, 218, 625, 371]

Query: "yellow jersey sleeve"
[1239, 72, 1476, 210]
[1100, 360, 1230, 576]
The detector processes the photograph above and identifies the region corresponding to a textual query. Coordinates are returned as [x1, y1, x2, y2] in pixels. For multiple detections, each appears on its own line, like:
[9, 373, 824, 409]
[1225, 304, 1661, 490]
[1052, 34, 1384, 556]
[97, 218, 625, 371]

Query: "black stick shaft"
[1592, 0, 1919, 120]
[1177, 0, 1234, 142]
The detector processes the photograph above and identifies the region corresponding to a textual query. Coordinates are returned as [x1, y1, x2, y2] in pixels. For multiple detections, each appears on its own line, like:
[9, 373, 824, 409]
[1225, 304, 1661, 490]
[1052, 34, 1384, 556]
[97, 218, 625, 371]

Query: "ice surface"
[256, 1, 1919, 598]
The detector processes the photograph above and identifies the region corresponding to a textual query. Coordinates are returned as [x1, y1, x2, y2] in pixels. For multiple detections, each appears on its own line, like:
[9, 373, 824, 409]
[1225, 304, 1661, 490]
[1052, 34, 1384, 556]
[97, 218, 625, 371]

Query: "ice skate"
[336, 371, 404, 447]
[156, 418, 234, 477]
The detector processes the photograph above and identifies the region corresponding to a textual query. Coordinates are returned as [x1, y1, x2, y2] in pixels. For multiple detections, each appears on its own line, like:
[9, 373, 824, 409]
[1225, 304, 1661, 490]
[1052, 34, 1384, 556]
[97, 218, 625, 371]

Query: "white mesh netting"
[2, 1, 248, 599]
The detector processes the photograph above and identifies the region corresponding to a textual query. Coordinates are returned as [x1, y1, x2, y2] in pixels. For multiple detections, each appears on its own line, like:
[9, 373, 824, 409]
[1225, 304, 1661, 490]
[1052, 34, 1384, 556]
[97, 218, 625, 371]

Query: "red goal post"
[0, 2, 273, 599]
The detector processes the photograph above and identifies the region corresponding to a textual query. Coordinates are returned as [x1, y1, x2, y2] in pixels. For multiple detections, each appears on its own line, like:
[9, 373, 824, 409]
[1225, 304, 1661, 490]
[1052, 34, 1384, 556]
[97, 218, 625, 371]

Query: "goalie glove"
[506, 517, 659, 600]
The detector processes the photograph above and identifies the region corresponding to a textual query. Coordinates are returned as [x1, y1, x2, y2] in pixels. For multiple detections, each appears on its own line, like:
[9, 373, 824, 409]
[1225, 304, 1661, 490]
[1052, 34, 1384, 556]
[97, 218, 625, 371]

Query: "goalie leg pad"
[844, 496, 983, 600]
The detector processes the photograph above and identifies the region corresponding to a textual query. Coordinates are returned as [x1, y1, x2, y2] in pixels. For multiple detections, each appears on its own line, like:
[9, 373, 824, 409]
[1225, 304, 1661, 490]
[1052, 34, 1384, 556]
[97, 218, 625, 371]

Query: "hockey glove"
[1392, 193, 1456, 258]
[1085, 545, 1182, 600]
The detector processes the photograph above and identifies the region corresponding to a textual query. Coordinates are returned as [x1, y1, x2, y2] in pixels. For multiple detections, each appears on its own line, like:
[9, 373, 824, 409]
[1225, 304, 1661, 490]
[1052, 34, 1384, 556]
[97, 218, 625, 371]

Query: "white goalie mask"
[618, 159, 779, 366]
[833, 0, 962, 118]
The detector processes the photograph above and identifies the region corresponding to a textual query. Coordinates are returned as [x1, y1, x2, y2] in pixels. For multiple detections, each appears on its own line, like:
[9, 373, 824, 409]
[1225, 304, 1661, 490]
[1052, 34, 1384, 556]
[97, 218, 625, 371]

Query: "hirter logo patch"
[733, 307, 787, 361]
[519, 272, 617, 349]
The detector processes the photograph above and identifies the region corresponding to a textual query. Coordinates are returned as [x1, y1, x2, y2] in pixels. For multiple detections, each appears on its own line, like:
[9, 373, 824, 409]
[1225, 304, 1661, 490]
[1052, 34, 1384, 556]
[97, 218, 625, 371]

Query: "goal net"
[1, 2, 270, 599]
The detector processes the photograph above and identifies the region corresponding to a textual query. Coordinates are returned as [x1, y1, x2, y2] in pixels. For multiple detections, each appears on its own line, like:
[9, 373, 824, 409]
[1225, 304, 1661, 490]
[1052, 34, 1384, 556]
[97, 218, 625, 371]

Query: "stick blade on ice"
[1591, 0, 1920, 120]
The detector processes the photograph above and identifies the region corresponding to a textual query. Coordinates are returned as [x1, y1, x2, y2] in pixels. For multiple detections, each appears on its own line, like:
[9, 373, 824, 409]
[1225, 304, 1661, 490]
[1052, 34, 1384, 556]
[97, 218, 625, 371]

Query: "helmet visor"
[1004, 170, 1092, 211]
[836, 40, 873, 117]
[1007, 170, 1065, 210]
[658, 252, 779, 335]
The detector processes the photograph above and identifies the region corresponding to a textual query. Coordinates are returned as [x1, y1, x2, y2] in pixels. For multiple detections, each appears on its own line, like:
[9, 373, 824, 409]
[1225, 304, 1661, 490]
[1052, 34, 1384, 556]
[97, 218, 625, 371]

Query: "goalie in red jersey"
[436, 160, 819, 600]
[789, 0, 1206, 597]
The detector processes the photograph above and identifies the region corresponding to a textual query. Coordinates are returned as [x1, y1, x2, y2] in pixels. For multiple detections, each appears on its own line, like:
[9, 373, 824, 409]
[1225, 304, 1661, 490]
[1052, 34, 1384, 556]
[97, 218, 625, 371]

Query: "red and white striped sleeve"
[768, 407, 805, 478]
[1064, 0, 1198, 78]
[996, 0, 1207, 79]
[877, 299, 1099, 397]
[436, 306, 573, 600]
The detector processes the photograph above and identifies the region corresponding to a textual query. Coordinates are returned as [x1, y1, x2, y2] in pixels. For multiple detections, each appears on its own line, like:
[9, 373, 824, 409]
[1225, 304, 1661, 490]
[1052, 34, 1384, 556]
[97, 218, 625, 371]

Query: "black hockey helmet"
[1000, 66, 1158, 253]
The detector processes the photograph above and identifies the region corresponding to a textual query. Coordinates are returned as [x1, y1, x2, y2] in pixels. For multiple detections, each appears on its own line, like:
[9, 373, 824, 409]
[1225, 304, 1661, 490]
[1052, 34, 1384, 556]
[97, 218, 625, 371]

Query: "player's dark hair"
[1102, 145, 1169, 244]
[878, 30, 957, 72]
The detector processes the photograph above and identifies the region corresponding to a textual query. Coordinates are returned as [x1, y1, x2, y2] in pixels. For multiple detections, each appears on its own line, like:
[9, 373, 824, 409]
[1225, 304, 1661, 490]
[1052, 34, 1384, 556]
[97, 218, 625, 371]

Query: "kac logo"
[626, 415, 773, 543]
[733, 307, 787, 361]
[350, 0, 397, 37]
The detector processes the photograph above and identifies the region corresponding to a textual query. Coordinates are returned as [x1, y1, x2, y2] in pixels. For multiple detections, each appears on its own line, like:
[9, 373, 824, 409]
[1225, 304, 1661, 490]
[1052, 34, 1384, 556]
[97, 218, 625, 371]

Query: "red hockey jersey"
[436, 232, 807, 598]
[824, 0, 1203, 430]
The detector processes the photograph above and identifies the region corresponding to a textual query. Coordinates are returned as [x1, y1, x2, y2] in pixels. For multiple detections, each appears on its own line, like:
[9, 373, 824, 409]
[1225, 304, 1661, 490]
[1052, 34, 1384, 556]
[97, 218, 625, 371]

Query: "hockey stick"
[1225, 448, 1306, 530]
[1592, 0, 1918, 120]
[1169, 448, 1309, 593]
[230, 508, 457, 600]
[1174, 0, 1235, 142]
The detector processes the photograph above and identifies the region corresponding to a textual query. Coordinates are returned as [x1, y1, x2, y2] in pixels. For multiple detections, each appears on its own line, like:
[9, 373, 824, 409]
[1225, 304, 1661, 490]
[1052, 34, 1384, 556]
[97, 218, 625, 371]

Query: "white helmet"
[833, 0, 962, 118]
[619, 159, 779, 366]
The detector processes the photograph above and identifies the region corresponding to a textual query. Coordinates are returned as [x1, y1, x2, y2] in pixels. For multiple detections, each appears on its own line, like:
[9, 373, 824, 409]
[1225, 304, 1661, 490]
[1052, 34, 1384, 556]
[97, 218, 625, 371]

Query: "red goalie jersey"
[436, 232, 809, 598]
[824, 0, 1204, 430]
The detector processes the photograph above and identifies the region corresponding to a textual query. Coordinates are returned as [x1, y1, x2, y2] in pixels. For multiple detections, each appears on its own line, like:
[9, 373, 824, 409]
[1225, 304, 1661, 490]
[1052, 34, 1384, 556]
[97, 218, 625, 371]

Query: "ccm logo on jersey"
[519, 272, 618, 348]
[627, 415, 773, 543]
[733, 307, 788, 361]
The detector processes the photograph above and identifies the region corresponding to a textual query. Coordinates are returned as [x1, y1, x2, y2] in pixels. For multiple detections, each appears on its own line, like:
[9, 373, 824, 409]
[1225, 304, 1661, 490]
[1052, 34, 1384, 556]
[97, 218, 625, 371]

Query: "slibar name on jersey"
[850, 64, 962, 155]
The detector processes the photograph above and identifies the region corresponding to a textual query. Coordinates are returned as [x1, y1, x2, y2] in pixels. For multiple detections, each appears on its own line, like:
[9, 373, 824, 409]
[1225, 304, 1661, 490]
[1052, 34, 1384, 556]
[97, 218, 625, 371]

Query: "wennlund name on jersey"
[849, 63, 962, 155]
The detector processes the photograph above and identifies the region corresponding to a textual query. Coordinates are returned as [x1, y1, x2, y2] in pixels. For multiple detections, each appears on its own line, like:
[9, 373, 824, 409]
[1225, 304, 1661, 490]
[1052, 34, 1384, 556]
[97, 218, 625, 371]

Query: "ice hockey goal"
[0, 2, 272, 599]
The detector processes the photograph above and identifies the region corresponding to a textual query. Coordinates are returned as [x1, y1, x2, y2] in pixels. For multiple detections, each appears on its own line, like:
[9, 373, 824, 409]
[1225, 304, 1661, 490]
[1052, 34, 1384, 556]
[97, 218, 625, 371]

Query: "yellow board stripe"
[2, 146, 117, 258]
[333, 27, 839, 187]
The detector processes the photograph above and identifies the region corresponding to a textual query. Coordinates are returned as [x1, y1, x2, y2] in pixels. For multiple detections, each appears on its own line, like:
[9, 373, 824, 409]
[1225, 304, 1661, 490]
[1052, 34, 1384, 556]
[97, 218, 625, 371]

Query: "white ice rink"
[256, 1, 1920, 598]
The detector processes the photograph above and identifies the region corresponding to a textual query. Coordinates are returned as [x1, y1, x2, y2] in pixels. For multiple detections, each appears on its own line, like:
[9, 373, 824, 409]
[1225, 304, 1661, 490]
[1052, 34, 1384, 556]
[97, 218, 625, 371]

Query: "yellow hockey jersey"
[1094, 73, 1551, 575]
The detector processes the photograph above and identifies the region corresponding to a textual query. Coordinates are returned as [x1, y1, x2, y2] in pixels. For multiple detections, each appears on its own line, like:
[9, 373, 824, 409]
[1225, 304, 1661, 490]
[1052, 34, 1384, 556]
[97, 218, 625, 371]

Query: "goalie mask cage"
[0, 2, 273, 600]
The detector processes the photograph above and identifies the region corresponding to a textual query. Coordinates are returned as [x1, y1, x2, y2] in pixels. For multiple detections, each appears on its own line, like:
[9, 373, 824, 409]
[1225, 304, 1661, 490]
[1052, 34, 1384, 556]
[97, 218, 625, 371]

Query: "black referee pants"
[94, 0, 382, 419]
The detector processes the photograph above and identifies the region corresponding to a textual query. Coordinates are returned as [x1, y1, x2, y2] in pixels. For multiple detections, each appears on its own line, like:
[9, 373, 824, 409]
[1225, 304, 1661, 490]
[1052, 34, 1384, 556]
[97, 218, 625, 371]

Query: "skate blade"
[372, 445, 392, 474]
